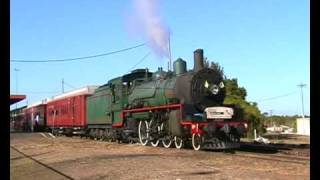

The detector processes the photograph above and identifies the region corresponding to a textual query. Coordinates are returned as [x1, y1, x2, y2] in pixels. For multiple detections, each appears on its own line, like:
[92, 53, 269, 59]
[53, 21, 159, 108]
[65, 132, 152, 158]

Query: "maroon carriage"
[46, 86, 98, 135]
[23, 101, 48, 132]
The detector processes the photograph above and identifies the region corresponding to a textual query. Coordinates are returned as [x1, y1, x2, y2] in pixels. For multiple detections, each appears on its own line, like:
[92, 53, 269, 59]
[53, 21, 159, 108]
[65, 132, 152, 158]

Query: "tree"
[224, 79, 247, 100]
[210, 61, 225, 79]
[204, 58, 225, 79]
[263, 115, 297, 132]
[208, 61, 264, 138]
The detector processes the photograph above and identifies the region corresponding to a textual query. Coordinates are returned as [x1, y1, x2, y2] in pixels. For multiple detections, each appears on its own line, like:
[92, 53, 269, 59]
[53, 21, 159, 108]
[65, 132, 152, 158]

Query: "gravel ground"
[10, 133, 309, 180]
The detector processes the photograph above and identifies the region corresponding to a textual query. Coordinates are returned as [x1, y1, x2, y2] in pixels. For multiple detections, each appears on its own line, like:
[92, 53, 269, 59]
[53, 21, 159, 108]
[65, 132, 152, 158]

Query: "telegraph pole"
[269, 109, 273, 117]
[168, 32, 172, 71]
[14, 68, 20, 111]
[62, 78, 64, 93]
[13, 68, 20, 132]
[14, 68, 20, 94]
[297, 83, 306, 118]
[269, 109, 274, 126]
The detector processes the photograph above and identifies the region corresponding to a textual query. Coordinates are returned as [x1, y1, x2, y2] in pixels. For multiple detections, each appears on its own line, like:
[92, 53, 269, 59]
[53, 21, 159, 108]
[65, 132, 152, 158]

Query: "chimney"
[193, 49, 204, 72]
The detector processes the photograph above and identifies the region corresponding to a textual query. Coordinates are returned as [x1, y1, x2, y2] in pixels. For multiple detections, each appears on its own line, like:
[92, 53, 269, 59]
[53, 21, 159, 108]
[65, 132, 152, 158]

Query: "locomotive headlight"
[204, 80, 209, 88]
[219, 82, 224, 88]
[244, 123, 248, 129]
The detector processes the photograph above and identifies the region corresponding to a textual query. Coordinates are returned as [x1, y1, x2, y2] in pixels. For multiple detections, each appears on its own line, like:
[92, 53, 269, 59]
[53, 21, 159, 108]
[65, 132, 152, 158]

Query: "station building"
[296, 118, 310, 136]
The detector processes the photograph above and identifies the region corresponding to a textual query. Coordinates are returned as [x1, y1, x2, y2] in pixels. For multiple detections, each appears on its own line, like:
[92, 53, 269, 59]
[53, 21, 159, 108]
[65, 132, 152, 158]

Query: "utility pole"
[14, 68, 20, 112]
[269, 109, 273, 117]
[13, 68, 20, 132]
[62, 78, 64, 93]
[269, 109, 274, 126]
[168, 32, 172, 71]
[14, 68, 20, 94]
[297, 83, 306, 118]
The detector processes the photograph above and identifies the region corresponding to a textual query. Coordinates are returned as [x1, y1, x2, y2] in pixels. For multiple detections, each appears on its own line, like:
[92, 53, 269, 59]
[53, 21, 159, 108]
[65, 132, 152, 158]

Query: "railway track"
[234, 143, 310, 165]
[233, 151, 309, 165]
[11, 133, 310, 167]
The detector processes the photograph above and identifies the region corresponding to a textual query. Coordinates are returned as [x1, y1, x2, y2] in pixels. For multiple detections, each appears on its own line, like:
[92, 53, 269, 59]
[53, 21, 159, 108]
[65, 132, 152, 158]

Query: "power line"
[62, 79, 64, 93]
[64, 81, 77, 89]
[128, 52, 151, 72]
[10, 43, 145, 63]
[61, 78, 79, 93]
[256, 91, 297, 102]
[14, 91, 60, 94]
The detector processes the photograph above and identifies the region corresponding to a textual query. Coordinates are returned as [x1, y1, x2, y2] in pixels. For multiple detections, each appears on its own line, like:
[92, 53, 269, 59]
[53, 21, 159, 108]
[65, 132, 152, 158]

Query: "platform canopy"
[10, 95, 26, 105]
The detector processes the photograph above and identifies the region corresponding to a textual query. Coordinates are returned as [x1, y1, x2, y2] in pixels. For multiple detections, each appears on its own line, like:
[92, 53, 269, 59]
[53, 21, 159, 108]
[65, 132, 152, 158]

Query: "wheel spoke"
[138, 121, 149, 146]
[192, 134, 202, 151]
[162, 136, 172, 148]
[174, 136, 183, 149]
[159, 121, 172, 148]
[149, 119, 160, 147]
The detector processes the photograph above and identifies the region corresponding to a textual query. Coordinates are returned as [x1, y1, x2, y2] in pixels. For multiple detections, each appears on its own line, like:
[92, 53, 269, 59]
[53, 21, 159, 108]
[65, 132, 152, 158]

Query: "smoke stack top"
[127, 0, 170, 58]
[194, 49, 204, 72]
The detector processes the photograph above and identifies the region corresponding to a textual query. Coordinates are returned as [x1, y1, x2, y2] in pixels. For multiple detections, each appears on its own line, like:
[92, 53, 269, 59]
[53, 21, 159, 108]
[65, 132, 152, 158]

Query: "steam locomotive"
[11, 49, 248, 151]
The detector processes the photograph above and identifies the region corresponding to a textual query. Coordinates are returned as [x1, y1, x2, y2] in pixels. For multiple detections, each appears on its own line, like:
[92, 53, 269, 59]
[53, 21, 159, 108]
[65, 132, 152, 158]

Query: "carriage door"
[71, 97, 75, 127]
[110, 84, 116, 125]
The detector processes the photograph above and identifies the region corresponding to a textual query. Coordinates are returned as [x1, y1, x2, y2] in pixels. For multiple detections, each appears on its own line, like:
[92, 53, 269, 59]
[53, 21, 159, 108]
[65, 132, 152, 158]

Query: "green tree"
[224, 79, 247, 100]
[208, 61, 264, 138]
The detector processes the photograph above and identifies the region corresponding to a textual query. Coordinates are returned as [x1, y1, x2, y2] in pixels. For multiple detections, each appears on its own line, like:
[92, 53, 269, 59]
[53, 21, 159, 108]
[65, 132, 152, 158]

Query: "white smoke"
[127, 0, 170, 58]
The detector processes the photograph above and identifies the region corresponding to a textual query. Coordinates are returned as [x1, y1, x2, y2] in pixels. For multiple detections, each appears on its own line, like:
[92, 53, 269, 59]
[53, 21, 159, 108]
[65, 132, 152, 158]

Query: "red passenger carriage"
[23, 101, 48, 132]
[46, 86, 98, 135]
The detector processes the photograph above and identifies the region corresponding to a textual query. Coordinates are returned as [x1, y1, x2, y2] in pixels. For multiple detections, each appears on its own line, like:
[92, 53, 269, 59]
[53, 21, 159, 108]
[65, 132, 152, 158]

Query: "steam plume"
[127, 0, 170, 58]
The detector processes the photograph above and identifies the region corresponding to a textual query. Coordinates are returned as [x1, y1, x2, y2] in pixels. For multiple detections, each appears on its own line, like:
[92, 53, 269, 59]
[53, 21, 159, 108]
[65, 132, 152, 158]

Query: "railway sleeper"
[202, 140, 240, 150]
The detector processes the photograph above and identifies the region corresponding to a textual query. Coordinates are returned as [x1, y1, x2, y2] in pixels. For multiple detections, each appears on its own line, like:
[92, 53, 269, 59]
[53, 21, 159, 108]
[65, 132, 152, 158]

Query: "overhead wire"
[12, 52, 151, 89]
[63, 81, 77, 89]
[255, 91, 298, 102]
[14, 91, 60, 94]
[128, 52, 151, 72]
[12, 52, 150, 94]
[10, 43, 145, 63]
[10, 43, 153, 108]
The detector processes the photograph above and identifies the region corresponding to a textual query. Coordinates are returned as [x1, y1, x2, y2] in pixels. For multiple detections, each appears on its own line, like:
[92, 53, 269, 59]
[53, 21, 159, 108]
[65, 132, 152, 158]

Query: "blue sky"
[10, 0, 310, 116]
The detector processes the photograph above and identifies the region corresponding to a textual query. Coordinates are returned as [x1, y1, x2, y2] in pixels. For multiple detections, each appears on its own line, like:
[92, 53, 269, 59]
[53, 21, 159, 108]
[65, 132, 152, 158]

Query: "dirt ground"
[10, 133, 309, 180]
[262, 133, 310, 144]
